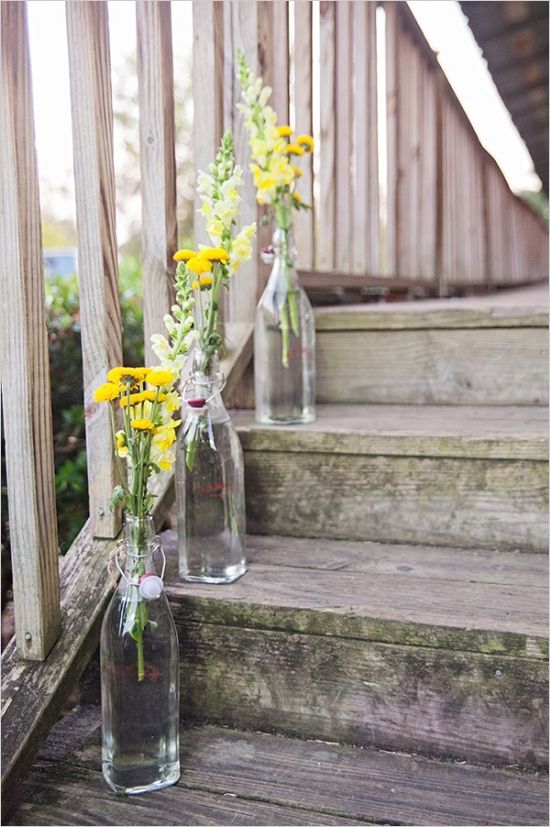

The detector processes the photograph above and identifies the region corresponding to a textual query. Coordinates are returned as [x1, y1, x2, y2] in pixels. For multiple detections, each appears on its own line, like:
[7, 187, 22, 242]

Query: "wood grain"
[192, 0, 223, 248]
[292, 0, 314, 270]
[352, 1, 379, 275]
[316, 327, 549, 405]
[161, 531, 549, 659]
[334, 0, 353, 274]
[0, 1, 61, 660]
[225, 1, 259, 324]
[136, 0, 177, 365]
[15, 710, 549, 827]
[66, 1, 123, 538]
[317, 0, 336, 271]
[233, 404, 549, 461]
[178, 622, 548, 769]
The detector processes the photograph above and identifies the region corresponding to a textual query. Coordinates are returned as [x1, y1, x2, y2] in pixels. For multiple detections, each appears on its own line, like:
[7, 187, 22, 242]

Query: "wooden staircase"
[10, 288, 549, 825]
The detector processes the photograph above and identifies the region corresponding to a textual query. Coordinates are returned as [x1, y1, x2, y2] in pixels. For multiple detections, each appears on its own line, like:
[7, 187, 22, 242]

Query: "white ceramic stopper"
[138, 573, 164, 600]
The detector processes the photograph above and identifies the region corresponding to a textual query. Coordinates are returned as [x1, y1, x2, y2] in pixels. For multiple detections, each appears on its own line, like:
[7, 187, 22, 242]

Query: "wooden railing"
[0, 0, 547, 811]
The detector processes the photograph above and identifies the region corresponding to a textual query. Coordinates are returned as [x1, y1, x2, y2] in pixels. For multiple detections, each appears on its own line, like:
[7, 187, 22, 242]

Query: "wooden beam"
[66, 1, 123, 538]
[136, 0, 177, 365]
[0, 1, 61, 660]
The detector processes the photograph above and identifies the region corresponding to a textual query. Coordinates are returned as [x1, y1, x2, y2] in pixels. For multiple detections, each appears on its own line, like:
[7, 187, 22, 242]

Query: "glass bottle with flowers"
[237, 50, 315, 424]
[152, 131, 256, 584]
[93, 366, 187, 795]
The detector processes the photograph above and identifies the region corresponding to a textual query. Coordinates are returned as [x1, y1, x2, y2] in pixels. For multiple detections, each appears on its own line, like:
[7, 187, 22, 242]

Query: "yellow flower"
[107, 367, 148, 385]
[158, 459, 172, 472]
[191, 275, 214, 291]
[120, 390, 166, 408]
[198, 247, 230, 263]
[277, 125, 293, 137]
[293, 193, 303, 204]
[93, 382, 121, 402]
[187, 256, 212, 275]
[173, 248, 195, 261]
[146, 369, 176, 388]
[115, 430, 128, 457]
[292, 165, 303, 178]
[285, 143, 305, 156]
[296, 134, 314, 152]
[258, 176, 277, 190]
[130, 418, 155, 431]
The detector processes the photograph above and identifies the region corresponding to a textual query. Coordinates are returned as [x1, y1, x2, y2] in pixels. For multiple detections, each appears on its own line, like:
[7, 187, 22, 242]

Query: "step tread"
[163, 533, 548, 657]
[315, 284, 549, 330]
[233, 404, 549, 460]
[11, 704, 548, 827]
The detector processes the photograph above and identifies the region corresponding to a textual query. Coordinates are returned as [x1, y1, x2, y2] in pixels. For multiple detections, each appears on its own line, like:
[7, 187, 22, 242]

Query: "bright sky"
[26, 0, 541, 241]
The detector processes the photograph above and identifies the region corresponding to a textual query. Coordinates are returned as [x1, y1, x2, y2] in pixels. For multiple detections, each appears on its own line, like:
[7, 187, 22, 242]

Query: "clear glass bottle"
[255, 226, 315, 424]
[175, 348, 247, 584]
[101, 515, 180, 795]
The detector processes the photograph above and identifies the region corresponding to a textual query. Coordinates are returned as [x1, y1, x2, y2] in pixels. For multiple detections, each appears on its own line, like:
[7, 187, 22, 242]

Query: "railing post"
[136, 0, 177, 364]
[66, 0, 123, 539]
[0, 0, 61, 660]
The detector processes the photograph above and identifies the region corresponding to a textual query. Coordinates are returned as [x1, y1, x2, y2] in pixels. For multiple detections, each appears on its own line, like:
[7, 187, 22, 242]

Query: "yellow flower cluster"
[237, 52, 314, 210]
[93, 366, 182, 489]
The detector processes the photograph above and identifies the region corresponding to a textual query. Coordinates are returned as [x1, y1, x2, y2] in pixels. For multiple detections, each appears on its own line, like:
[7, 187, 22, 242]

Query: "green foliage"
[46, 263, 145, 553]
[519, 190, 549, 225]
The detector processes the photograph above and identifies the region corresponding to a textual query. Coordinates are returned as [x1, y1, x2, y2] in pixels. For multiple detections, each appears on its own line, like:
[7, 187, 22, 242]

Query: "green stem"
[280, 303, 290, 368]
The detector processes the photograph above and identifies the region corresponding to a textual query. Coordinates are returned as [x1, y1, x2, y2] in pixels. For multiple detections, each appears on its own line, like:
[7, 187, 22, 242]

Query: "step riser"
[316, 328, 549, 406]
[175, 615, 548, 770]
[242, 450, 549, 551]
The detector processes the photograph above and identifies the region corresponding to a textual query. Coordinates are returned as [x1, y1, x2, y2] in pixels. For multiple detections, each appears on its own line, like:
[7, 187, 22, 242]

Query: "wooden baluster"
[193, 0, 224, 248]
[136, 0, 177, 365]
[317, 0, 336, 271]
[293, 0, 314, 271]
[334, 0, 353, 275]
[0, 1, 61, 659]
[66, 1, 122, 538]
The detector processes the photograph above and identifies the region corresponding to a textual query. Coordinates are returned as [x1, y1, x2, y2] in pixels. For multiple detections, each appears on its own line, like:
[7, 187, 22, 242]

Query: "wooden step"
[315, 287, 549, 406]
[161, 532, 548, 769]
[10, 703, 548, 826]
[233, 404, 549, 551]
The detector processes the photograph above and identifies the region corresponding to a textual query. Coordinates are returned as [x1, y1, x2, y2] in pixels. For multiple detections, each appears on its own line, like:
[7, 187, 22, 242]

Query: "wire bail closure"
[115, 539, 167, 587]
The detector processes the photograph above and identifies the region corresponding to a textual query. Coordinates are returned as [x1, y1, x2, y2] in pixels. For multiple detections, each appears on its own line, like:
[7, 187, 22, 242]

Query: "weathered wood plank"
[315, 327, 549, 405]
[160, 531, 549, 659]
[66, 1, 123, 538]
[225, 1, 259, 324]
[11, 763, 362, 827]
[233, 404, 549, 461]
[178, 622, 548, 769]
[317, 0, 336, 271]
[314, 286, 549, 329]
[0, 2, 61, 660]
[293, 0, 314, 270]
[352, 1, 378, 275]
[241, 449, 548, 551]
[136, 0, 177, 365]
[192, 0, 223, 248]
[334, 0, 353, 274]
[1, 522, 114, 816]
[21, 709, 550, 827]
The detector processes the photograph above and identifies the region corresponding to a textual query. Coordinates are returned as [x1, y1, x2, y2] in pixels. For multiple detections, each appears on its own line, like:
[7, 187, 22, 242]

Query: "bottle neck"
[189, 349, 225, 410]
[123, 514, 156, 576]
[267, 226, 300, 292]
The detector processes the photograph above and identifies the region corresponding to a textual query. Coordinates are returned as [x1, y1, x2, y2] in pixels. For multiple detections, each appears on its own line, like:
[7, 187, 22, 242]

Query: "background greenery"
[1, 260, 146, 605]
